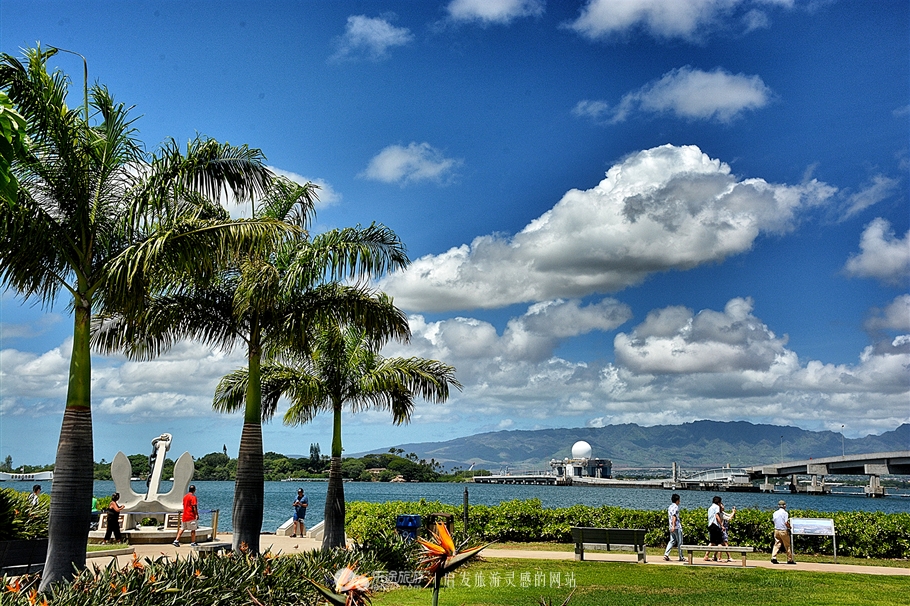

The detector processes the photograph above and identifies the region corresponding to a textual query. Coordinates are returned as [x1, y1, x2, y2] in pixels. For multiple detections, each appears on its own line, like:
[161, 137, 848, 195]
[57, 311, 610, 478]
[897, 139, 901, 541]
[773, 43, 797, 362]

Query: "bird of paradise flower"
[418, 522, 490, 606]
[308, 565, 372, 606]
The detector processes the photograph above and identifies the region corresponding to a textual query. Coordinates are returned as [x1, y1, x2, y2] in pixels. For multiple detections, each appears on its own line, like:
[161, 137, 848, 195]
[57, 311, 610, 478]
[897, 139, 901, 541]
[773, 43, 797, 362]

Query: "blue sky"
[1, 0, 907, 465]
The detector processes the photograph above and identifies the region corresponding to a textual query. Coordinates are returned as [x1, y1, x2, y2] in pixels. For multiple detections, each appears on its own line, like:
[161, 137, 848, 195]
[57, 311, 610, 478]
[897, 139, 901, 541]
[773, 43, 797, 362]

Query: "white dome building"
[550, 441, 612, 481]
[571, 441, 593, 460]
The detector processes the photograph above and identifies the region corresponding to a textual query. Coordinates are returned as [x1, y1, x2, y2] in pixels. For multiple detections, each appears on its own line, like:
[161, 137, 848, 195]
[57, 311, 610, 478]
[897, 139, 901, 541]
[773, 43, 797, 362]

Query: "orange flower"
[131, 553, 144, 570]
[27, 588, 38, 605]
[5, 579, 20, 593]
[417, 522, 488, 578]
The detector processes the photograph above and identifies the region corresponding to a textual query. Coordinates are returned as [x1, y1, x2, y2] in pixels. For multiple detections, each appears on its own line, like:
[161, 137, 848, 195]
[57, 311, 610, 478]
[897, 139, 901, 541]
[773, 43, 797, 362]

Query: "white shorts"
[182, 520, 198, 531]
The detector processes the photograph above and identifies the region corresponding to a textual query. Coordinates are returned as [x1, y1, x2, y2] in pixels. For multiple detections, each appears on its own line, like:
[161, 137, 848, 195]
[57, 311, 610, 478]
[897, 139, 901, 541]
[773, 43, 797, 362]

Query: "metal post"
[463, 487, 469, 530]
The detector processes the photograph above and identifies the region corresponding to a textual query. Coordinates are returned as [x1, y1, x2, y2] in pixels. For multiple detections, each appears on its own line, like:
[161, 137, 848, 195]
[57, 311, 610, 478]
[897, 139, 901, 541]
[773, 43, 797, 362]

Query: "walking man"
[771, 499, 795, 564]
[663, 493, 684, 561]
[173, 485, 199, 547]
[292, 488, 308, 537]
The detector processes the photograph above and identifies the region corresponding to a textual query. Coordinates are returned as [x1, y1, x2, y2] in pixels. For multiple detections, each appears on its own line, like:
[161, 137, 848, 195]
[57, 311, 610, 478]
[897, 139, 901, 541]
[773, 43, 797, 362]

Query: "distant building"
[550, 441, 612, 479]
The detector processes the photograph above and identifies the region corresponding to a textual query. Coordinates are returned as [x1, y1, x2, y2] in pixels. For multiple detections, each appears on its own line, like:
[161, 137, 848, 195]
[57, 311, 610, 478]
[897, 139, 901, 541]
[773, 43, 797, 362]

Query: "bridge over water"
[744, 451, 910, 497]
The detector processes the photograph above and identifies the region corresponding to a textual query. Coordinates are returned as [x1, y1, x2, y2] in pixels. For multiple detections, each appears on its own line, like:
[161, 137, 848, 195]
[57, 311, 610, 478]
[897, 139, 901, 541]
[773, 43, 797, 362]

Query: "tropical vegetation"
[346, 499, 910, 560]
[215, 320, 461, 550]
[0, 89, 27, 200]
[0, 45, 284, 589]
[0, 488, 50, 540]
[93, 171, 418, 555]
[2, 543, 907, 606]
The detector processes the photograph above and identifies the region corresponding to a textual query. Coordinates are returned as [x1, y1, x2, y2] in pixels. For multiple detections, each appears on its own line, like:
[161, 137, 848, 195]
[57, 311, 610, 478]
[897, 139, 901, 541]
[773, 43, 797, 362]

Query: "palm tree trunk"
[39, 303, 93, 591]
[322, 456, 345, 550]
[232, 331, 264, 553]
[231, 422, 263, 553]
[322, 403, 345, 550]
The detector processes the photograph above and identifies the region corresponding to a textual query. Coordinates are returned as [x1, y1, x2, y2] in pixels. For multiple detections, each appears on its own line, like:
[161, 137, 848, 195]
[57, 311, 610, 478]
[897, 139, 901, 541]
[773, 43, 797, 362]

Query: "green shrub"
[345, 499, 910, 559]
[0, 488, 49, 540]
[2, 544, 394, 605]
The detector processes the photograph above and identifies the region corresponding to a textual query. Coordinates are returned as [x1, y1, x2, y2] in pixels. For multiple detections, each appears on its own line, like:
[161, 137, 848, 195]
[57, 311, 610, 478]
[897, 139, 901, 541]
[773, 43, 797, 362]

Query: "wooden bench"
[193, 542, 232, 554]
[571, 527, 647, 563]
[0, 539, 48, 575]
[681, 544, 754, 567]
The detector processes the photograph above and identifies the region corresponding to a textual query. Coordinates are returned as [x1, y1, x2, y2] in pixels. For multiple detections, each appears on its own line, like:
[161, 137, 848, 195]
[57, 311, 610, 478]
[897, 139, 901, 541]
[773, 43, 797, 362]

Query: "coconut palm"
[93, 177, 410, 553]
[0, 47, 282, 589]
[214, 316, 461, 550]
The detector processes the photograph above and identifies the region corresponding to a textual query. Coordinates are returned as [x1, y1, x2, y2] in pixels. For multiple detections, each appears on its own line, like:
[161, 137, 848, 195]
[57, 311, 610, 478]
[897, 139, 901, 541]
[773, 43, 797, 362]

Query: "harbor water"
[5, 480, 908, 533]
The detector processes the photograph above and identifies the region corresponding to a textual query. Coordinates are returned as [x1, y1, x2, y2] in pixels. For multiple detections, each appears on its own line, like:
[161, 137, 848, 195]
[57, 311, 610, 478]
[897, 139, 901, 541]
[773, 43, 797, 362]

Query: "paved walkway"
[90, 534, 909, 577]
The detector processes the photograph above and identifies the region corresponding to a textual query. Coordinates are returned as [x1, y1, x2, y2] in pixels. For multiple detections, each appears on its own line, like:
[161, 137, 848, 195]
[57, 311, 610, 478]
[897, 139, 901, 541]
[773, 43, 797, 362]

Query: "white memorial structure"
[90, 433, 216, 544]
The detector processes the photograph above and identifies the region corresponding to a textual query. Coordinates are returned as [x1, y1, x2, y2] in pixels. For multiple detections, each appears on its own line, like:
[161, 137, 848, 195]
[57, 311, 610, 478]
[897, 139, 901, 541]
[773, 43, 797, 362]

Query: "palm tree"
[0, 47, 282, 589]
[214, 316, 462, 550]
[93, 177, 410, 553]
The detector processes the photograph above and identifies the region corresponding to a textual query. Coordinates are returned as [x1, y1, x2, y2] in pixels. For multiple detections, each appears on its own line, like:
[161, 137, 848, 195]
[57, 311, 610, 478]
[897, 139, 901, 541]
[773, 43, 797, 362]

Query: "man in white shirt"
[771, 500, 795, 564]
[663, 493, 684, 561]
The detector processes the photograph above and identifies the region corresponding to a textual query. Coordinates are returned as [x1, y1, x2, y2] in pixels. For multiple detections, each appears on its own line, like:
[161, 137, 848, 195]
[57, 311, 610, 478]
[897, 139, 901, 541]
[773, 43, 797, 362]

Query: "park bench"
[571, 527, 647, 563]
[680, 544, 754, 567]
[193, 542, 232, 554]
[0, 539, 48, 575]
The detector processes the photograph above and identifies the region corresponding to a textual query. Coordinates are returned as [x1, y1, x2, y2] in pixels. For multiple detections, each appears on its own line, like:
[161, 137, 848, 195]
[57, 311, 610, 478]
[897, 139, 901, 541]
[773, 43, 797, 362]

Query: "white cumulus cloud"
[447, 0, 544, 24]
[843, 218, 910, 286]
[614, 297, 788, 374]
[864, 295, 910, 333]
[578, 66, 772, 124]
[361, 142, 462, 185]
[381, 144, 835, 312]
[382, 296, 909, 438]
[567, 0, 795, 41]
[331, 15, 413, 62]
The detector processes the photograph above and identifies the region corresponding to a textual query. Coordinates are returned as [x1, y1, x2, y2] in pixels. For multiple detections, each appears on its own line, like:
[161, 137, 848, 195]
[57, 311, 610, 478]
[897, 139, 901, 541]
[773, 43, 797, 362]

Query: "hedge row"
[345, 498, 910, 559]
[0, 488, 49, 540]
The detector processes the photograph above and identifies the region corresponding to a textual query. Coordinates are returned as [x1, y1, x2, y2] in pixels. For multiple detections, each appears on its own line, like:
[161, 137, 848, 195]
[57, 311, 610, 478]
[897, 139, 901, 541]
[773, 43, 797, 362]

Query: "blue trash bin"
[396, 514, 421, 539]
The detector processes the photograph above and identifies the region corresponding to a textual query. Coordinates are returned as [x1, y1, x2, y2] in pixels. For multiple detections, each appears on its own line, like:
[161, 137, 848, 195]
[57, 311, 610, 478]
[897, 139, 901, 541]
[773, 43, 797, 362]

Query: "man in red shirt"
[173, 485, 199, 546]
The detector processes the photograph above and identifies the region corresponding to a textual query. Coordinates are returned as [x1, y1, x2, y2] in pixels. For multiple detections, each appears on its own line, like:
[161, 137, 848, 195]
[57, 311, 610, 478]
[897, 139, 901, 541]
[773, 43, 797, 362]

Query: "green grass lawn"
[86, 542, 130, 552]
[485, 543, 910, 569]
[371, 558, 910, 606]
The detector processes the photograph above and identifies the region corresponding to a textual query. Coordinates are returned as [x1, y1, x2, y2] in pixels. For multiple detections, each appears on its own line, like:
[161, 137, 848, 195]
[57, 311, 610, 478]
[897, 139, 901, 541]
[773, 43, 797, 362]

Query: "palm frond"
[92, 287, 239, 359]
[256, 176, 319, 227]
[283, 223, 409, 291]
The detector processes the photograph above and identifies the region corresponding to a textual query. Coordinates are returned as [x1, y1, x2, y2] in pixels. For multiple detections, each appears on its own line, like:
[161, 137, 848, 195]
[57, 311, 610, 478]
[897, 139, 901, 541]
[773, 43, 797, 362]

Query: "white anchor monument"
[90, 433, 217, 544]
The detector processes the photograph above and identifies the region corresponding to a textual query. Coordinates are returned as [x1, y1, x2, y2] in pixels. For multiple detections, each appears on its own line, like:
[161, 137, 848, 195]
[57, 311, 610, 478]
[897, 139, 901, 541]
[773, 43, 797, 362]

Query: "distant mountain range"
[356, 421, 910, 470]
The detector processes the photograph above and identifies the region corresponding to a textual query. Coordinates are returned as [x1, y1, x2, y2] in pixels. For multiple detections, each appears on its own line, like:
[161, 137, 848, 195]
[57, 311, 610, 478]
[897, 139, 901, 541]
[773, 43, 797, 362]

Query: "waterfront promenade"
[92, 533, 909, 577]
